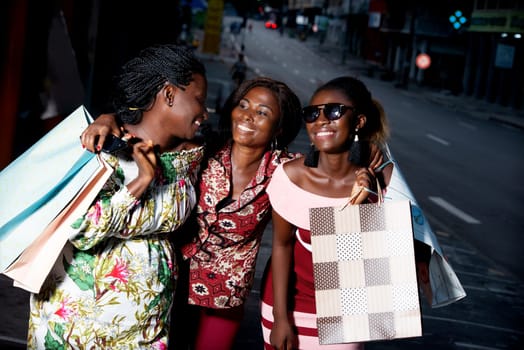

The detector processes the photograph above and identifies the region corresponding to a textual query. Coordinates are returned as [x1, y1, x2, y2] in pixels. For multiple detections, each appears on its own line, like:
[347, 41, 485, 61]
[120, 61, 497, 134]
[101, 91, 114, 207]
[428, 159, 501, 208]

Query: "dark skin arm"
[81, 114, 122, 153]
[368, 142, 393, 189]
[269, 209, 297, 350]
[126, 139, 157, 198]
[80, 114, 153, 197]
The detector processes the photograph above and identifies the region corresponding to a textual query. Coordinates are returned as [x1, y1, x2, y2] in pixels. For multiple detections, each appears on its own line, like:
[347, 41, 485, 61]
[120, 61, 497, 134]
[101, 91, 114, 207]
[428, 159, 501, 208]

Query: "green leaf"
[64, 252, 95, 291]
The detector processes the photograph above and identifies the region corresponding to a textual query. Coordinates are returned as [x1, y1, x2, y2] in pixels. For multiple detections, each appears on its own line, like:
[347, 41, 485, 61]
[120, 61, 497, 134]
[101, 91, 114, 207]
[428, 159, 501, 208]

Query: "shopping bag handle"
[343, 177, 383, 210]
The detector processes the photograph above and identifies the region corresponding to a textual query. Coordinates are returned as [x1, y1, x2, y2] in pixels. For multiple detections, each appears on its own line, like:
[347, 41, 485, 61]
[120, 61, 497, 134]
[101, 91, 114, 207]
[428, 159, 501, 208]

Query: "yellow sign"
[469, 10, 524, 33]
[203, 0, 224, 54]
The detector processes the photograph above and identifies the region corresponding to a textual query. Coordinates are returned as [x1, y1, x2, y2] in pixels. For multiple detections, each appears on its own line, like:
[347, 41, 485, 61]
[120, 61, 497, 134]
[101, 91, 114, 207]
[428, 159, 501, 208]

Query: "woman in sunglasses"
[260, 76, 389, 350]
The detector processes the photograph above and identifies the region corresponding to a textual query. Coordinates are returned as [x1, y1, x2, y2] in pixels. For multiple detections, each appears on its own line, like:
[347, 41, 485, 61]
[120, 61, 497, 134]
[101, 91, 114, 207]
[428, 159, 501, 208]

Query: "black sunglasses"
[301, 103, 356, 123]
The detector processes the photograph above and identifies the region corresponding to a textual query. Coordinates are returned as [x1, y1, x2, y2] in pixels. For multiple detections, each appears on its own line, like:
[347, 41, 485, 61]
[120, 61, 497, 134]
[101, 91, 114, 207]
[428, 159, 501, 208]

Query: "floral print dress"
[28, 146, 204, 350]
[182, 142, 297, 308]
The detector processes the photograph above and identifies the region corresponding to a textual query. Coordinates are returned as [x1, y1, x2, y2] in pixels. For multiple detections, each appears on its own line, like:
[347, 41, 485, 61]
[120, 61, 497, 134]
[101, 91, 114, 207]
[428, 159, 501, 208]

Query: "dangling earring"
[348, 128, 361, 165]
[304, 143, 319, 167]
[168, 99, 173, 107]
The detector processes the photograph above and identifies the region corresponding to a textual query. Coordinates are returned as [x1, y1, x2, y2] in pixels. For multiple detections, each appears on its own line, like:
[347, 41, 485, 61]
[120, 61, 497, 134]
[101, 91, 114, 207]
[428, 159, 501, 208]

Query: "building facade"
[285, 0, 523, 109]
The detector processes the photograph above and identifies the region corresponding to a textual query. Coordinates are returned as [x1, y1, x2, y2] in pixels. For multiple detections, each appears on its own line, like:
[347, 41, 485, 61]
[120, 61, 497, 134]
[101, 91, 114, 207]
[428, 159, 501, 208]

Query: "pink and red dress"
[260, 163, 364, 350]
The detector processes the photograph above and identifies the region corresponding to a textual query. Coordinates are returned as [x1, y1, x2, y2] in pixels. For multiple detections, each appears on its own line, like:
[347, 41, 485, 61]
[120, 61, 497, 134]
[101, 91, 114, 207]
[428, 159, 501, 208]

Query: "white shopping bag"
[0, 106, 95, 271]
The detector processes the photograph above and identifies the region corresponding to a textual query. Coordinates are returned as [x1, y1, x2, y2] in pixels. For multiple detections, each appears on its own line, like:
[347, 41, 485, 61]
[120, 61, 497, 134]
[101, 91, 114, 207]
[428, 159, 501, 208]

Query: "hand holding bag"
[310, 191, 422, 344]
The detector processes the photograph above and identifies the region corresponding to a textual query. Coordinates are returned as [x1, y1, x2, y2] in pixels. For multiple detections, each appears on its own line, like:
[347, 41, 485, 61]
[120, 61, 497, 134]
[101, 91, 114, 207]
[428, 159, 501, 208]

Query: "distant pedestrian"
[231, 53, 247, 87]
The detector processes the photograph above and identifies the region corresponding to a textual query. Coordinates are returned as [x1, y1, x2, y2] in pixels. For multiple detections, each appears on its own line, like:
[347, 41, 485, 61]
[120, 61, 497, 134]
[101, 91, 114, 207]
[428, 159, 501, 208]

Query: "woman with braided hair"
[28, 44, 208, 349]
[81, 76, 303, 349]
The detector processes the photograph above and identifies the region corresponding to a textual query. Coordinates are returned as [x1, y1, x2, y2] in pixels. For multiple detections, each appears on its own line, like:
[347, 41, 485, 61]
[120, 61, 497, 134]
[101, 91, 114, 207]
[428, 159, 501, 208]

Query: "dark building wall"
[0, 0, 185, 168]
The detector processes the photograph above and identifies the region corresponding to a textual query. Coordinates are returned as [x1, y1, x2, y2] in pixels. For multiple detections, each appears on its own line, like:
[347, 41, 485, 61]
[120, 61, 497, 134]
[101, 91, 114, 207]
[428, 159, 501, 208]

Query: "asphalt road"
[1, 18, 523, 350]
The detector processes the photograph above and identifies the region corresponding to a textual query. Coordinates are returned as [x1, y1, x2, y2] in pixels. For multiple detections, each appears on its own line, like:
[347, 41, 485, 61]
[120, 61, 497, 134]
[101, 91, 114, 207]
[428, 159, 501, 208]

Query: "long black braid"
[112, 44, 206, 124]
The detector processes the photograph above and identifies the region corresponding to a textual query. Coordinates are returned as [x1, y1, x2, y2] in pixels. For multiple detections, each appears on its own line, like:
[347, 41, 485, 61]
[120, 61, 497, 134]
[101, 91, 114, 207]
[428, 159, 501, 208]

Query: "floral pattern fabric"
[28, 146, 204, 350]
[181, 142, 297, 308]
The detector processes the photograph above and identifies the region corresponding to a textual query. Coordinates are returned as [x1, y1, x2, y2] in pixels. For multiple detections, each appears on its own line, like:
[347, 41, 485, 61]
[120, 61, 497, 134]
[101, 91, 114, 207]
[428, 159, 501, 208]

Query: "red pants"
[193, 305, 245, 350]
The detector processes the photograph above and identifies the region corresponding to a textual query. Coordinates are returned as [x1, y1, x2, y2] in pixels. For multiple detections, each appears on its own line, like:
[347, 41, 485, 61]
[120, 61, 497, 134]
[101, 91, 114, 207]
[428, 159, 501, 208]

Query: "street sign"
[416, 53, 431, 70]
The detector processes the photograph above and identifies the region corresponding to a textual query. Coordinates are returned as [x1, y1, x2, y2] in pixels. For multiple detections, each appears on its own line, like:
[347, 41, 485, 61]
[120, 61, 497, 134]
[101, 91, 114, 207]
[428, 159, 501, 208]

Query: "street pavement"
[204, 28, 524, 350]
[1, 26, 523, 350]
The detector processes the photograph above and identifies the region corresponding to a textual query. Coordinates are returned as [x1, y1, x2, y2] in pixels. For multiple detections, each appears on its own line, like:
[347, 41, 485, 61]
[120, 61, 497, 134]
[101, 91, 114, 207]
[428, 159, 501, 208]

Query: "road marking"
[428, 196, 481, 224]
[0, 335, 26, 346]
[426, 133, 450, 146]
[423, 315, 524, 335]
[459, 121, 476, 130]
[435, 229, 450, 237]
[455, 342, 506, 350]
[460, 284, 519, 296]
[454, 270, 515, 284]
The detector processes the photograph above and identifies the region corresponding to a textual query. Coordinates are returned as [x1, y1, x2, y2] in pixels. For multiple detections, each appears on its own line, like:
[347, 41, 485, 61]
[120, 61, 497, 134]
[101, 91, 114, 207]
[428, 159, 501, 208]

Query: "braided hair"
[217, 77, 302, 151]
[112, 44, 206, 124]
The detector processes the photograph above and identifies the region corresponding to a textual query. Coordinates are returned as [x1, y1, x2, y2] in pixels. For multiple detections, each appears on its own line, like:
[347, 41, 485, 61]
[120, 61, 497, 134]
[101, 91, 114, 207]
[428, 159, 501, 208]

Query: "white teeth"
[316, 131, 333, 137]
[238, 124, 254, 132]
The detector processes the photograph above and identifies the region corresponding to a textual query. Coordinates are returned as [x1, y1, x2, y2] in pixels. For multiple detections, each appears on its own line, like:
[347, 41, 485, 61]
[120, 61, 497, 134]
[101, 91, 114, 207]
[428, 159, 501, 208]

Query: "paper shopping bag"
[310, 200, 422, 344]
[385, 155, 466, 308]
[0, 106, 94, 271]
[3, 155, 113, 293]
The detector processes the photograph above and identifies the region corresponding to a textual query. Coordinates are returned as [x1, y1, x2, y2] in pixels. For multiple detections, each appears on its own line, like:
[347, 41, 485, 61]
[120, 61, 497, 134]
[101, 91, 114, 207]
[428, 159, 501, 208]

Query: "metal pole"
[341, 0, 352, 64]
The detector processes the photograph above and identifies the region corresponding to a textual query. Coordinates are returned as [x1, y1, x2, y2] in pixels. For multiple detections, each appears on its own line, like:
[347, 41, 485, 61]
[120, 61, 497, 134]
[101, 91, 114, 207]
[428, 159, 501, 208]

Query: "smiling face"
[306, 88, 356, 154]
[231, 86, 281, 149]
[170, 73, 208, 140]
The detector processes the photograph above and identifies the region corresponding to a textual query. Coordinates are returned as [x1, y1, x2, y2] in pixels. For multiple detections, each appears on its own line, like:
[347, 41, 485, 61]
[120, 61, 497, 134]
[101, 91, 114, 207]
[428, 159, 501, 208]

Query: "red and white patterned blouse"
[181, 141, 298, 308]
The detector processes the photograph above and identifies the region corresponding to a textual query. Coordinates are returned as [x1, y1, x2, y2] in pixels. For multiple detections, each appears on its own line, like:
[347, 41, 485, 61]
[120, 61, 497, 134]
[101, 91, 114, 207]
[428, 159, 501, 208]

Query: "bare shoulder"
[282, 157, 307, 183]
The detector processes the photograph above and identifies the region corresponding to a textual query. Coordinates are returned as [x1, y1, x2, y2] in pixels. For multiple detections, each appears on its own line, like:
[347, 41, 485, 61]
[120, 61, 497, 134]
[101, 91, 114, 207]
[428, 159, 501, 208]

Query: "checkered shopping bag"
[310, 200, 422, 344]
